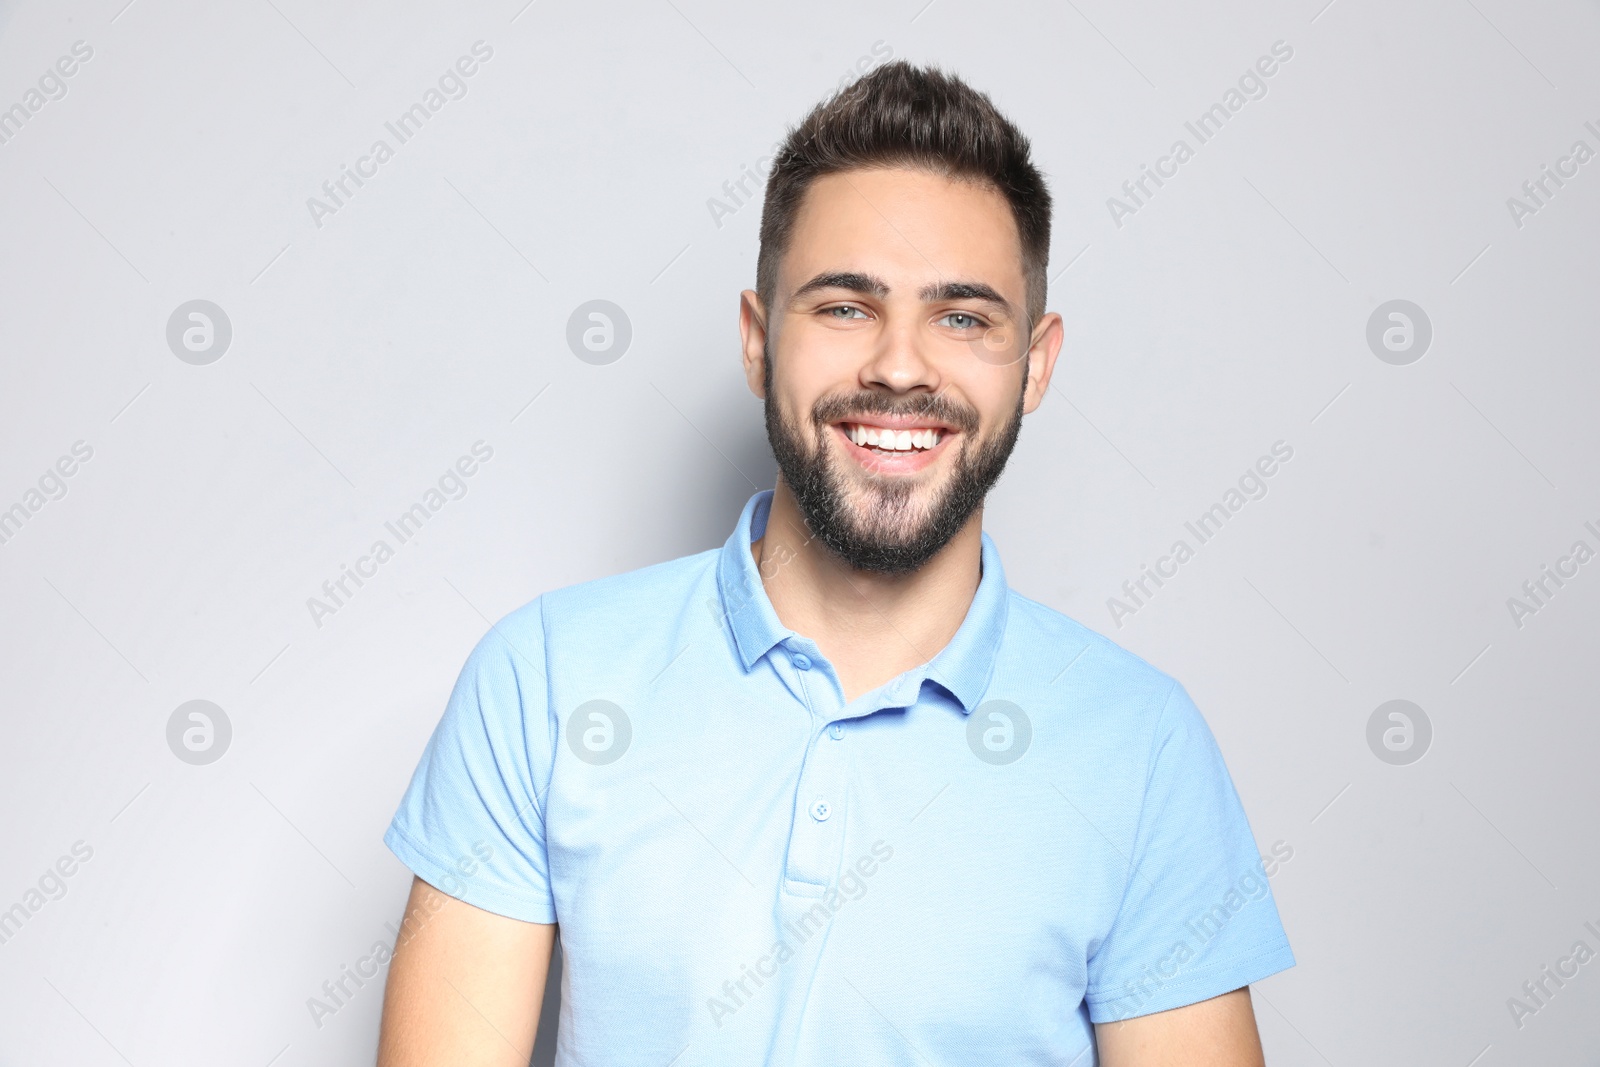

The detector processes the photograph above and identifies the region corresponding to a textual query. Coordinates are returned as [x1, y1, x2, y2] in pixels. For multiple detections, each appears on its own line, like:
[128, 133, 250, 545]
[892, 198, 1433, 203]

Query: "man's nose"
[860, 315, 941, 394]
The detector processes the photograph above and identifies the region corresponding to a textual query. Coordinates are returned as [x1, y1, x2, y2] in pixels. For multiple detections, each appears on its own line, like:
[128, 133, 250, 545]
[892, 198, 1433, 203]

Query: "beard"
[764, 364, 1026, 575]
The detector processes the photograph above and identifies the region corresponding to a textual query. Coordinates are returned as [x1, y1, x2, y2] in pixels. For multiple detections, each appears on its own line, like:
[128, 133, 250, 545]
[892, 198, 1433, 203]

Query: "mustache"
[811, 391, 979, 435]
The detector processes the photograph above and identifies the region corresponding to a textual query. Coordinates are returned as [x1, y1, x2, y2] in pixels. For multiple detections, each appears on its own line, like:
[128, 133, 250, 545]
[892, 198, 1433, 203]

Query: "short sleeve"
[383, 600, 558, 924]
[1084, 680, 1294, 1022]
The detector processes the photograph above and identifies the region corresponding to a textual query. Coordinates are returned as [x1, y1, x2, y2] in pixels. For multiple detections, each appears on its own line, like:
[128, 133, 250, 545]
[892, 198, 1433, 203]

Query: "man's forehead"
[780, 167, 1024, 307]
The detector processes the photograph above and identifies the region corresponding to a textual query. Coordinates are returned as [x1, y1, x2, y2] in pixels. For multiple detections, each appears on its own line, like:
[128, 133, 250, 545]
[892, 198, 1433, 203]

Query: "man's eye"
[825, 306, 867, 320]
[940, 312, 984, 330]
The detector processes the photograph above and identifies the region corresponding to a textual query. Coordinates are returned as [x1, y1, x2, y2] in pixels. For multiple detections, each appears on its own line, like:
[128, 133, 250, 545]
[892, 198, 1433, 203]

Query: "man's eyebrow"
[789, 271, 889, 302]
[918, 280, 1013, 317]
[789, 272, 1015, 317]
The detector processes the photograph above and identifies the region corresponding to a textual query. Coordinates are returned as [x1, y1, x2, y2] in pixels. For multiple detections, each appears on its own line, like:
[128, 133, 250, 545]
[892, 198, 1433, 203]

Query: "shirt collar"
[716, 490, 790, 671]
[715, 490, 1009, 714]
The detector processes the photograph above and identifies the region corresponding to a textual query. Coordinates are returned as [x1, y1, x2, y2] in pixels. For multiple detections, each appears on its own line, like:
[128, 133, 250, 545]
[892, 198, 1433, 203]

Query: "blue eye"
[941, 312, 984, 330]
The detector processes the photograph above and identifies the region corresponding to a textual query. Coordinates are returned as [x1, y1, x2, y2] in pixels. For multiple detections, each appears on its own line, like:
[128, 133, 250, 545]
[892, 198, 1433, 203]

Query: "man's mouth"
[830, 418, 958, 473]
[840, 422, 946, 454]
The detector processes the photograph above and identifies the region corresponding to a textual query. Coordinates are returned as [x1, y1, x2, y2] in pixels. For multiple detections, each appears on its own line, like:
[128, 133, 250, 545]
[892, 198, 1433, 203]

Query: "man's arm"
[1094, 987, 1265, 1067]
[377, 876, 557, 1067]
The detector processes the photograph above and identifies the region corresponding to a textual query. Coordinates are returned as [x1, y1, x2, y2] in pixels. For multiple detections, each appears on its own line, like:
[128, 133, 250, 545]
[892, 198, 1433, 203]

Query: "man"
[378, 61, 1294, 1065]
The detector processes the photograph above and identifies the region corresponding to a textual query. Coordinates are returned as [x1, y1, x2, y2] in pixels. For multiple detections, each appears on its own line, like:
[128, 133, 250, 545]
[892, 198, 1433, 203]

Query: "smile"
[841, 423, 945, 453]
[831, 419, 957, 474]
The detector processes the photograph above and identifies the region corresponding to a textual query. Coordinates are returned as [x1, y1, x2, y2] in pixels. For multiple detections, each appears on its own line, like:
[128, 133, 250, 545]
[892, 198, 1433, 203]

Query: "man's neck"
[751, 481, 983, 704]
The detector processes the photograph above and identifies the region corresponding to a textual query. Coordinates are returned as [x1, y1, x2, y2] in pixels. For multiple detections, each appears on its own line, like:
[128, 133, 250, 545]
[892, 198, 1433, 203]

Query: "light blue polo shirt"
[385, 489, 1294, 1064]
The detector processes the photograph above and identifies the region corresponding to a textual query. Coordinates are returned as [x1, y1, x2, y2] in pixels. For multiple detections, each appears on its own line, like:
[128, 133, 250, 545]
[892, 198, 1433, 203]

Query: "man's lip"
[829, 414, 961, 433]
[831, 423, 953, 472]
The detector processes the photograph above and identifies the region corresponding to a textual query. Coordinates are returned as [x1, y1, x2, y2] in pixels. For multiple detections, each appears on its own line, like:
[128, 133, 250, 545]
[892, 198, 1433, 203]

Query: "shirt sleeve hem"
[383, 823, 558, 925]
[1085, 939, 1296, 1023]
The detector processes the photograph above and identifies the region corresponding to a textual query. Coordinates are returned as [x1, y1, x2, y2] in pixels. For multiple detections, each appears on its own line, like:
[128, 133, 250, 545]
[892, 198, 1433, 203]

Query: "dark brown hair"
[756, 60, 1052, 332]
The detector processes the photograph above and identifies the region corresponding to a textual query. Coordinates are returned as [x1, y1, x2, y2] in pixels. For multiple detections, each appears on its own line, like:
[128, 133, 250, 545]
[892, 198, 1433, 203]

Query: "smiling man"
[377, 62, 1294, 1066]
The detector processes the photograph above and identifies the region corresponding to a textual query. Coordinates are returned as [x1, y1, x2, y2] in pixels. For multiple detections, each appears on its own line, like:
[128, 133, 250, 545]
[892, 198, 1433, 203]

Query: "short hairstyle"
[757, 60, 1052, 333]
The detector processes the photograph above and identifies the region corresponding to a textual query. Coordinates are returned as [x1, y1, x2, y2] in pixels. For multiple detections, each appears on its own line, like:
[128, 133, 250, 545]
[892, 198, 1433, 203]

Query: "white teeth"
[846, 424, 942, 452]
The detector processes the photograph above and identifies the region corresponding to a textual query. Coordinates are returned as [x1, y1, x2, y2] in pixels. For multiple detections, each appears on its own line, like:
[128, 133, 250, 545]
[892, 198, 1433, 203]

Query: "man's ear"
[739, 289, 769, 399]
[1021, 310, 1064, 415]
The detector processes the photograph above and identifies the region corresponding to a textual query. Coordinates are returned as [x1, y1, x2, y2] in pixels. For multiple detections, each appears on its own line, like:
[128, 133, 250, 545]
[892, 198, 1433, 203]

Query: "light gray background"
[2, 0, 1597, 1063]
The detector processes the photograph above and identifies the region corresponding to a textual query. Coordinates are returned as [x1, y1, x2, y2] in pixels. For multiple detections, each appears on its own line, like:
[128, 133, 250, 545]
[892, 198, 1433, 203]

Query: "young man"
[378, 62, 1294, 1066]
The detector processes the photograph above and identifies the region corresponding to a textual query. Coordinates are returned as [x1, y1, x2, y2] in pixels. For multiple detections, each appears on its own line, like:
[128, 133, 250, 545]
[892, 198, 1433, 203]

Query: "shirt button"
[810, 799, 831, 821]
[829, 723, 844, 740]
[791, 653, 812, 670]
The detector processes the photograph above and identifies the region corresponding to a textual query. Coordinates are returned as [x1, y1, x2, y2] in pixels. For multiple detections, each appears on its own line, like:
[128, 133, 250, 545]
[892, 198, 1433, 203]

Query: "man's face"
[741, 166, 1059, 573]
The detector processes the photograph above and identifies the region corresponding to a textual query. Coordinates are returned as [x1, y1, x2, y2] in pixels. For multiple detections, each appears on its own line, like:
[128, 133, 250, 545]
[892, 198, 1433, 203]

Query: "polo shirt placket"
[775, 638, 848, 898]
[728, 490, 992, 908]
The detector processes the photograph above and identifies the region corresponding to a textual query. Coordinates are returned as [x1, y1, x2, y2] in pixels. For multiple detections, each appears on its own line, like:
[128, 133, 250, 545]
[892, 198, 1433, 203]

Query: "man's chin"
[833, 478, 938, 518]
[829, 500, 946, 551]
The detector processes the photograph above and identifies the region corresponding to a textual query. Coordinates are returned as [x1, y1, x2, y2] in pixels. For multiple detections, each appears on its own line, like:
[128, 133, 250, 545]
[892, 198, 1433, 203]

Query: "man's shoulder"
[1002, 589, 1180, 708]
[1011, 591, 1177, 694]
[999, 592, 1218, 789]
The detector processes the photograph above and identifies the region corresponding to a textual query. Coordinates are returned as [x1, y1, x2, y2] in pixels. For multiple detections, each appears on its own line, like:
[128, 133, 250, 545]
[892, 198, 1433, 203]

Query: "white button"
[809, 799, 831, 821]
